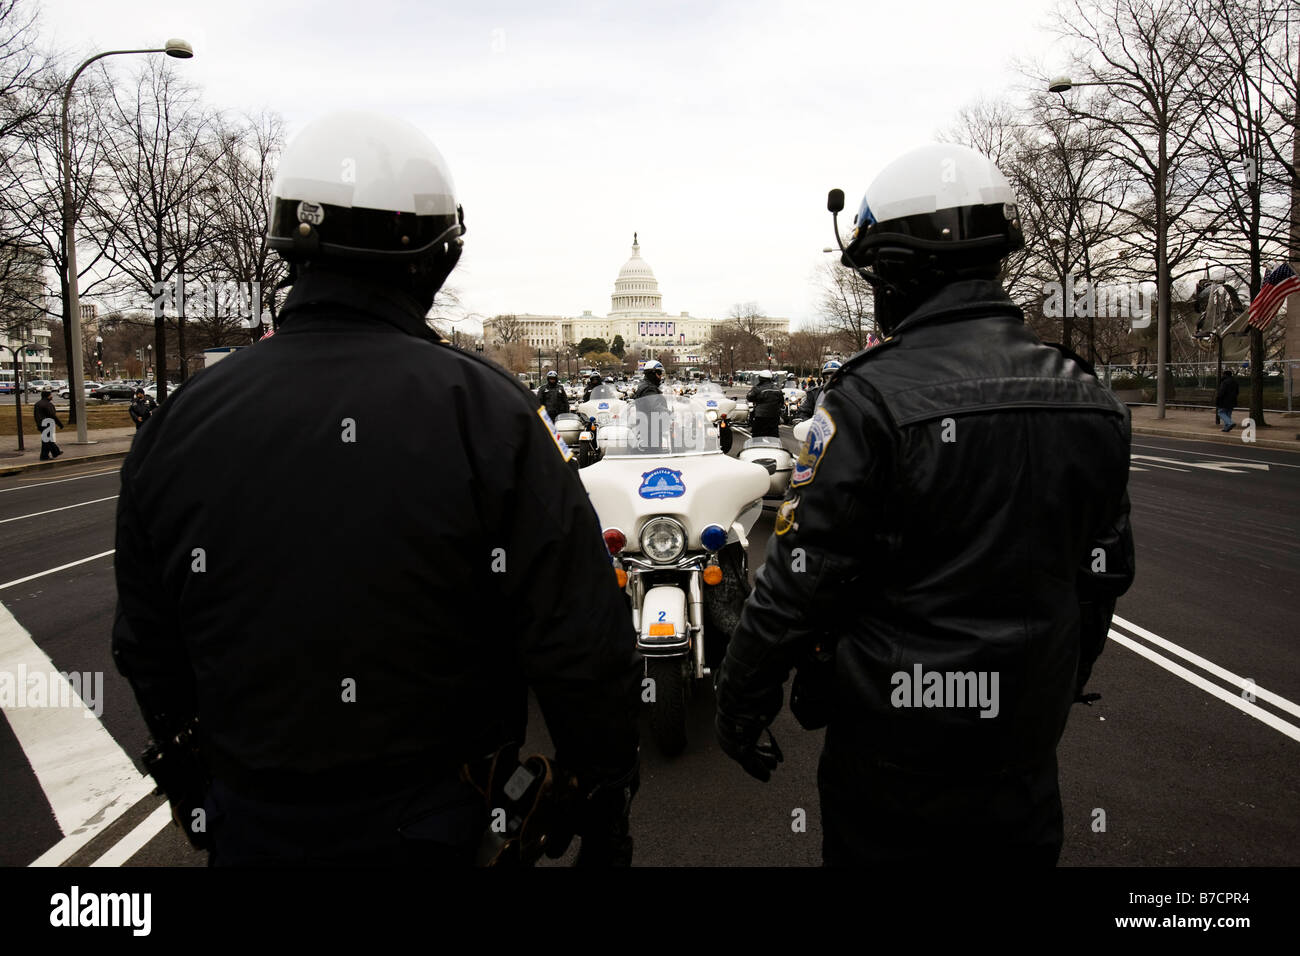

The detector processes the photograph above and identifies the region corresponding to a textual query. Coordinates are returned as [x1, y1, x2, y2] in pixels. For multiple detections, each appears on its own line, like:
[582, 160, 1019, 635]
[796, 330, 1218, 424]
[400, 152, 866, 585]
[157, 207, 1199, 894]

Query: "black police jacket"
[746, 383, 783, 423]
[717, 279, 1135, 779]
[631, 378, 661, 400]
[537, 382, 568, 419]
[112, 269, 641, 795]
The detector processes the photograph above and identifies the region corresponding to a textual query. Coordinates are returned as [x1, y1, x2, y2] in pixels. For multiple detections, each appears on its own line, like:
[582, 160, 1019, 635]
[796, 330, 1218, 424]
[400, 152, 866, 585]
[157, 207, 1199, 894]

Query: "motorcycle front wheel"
[646, 657, 688, 756]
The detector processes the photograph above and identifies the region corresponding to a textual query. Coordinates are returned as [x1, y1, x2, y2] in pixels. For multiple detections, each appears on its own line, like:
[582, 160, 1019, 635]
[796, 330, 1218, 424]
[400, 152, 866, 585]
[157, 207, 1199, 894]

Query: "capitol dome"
[610, 233, 666, 315]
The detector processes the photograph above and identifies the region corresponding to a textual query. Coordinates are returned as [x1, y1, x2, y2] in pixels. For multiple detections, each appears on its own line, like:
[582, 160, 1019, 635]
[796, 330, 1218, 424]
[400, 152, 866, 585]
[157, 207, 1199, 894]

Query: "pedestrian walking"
[33, 389, 63, 460]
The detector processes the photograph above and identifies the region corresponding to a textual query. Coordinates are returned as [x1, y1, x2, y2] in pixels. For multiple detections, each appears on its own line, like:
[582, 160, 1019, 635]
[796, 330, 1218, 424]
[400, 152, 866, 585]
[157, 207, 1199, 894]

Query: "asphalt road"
[0, 426, 1296, 867]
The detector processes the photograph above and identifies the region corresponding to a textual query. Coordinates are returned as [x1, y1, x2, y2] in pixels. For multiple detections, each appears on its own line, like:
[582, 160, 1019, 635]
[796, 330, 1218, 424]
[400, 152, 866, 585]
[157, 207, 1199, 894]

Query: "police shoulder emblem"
[774, 495, 799, 536]
[790, 406, 836, 488]
[638, 467, 686, 499]
[536, 407, 573, 462]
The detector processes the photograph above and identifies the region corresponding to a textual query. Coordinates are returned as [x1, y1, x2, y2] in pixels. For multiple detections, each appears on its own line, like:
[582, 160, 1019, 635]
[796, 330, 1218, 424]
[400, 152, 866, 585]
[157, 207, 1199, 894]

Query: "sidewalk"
[0, 426, 137, 476]
[1127, 405, 1300, 452]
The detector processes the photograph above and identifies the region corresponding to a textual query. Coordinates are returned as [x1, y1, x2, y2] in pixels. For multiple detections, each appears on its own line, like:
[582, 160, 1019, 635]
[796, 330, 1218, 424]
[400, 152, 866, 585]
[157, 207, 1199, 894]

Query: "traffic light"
[766, 345, 772, 358]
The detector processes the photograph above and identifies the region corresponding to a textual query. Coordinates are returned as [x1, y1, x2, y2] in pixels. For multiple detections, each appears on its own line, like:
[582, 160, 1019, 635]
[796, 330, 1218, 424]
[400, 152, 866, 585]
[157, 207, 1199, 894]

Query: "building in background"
[483, 235, 787, 366]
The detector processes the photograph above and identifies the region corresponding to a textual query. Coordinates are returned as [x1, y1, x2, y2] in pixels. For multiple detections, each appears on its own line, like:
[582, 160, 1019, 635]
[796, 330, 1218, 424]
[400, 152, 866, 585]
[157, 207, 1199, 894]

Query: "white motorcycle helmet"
[842, 143, 1023, 332]
[269, 111, 465, 267]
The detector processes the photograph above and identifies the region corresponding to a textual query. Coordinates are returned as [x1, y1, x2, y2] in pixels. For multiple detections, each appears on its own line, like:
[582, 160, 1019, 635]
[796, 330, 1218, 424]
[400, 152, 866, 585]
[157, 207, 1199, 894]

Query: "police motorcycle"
[779, 386, 806, 425]
[577, 383, 629, 467]
[580, 396, 770, 755]
[688, 381, 737, 455]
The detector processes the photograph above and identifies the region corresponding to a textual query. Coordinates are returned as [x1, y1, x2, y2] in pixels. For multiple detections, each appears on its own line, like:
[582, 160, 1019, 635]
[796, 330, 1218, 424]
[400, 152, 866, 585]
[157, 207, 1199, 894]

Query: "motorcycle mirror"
[827, 188, 845, 214]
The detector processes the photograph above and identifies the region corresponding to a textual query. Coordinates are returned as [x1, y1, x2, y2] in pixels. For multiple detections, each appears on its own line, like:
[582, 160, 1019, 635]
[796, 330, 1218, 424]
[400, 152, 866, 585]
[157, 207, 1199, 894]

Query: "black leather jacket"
[537, 382, 568, 419]
[745, 382, 784, 423]
[718, 279, 1134, 779]
[112, 269, 641, 796]
[631, 377, 661, 400]
[795, 386, 821, 422]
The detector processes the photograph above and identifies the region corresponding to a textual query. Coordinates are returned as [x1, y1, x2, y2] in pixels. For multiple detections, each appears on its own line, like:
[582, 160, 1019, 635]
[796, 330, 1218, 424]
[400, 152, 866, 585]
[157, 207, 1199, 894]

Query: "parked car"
[89, 384, 137, 402]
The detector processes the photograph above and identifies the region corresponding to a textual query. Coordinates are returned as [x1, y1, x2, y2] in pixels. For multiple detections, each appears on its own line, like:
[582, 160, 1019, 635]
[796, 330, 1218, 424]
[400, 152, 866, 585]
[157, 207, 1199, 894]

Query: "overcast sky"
[39, 0, 1077, 330]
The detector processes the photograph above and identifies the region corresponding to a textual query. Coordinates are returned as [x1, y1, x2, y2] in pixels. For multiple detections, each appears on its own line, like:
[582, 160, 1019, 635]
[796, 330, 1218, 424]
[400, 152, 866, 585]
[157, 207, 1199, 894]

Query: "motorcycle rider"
[537, 370, 569, 420]
[112, 111, 642, 867]
[715, 142, 1134, 866]
[632, 360, 665, 400]
[745, 370, 783, 438]
[581, 373, 604, 404]
[794, 360, 841, 423]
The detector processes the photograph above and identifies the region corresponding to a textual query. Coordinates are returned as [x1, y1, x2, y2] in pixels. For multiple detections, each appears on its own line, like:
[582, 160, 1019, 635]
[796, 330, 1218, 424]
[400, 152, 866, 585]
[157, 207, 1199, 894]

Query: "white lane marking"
[0, 602, 156, 865]
[1131, 442, 1300, 469]
[0, 468, 120, 492]
[1127, 458, 1189, 473]
[1112, 615, 1300, 722]
[0, 551, 115, 592]
[90, 803, 172, 868]
[0, 495, 118, 525]
[1130, 455, 1269, 475]
[1107, 629, 1300, 743]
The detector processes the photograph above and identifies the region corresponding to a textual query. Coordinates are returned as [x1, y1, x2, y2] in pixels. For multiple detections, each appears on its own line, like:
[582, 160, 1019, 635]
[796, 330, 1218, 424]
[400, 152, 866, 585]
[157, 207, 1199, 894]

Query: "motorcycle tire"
[646, 657, 688, 757]
[719, 426, 733, 455]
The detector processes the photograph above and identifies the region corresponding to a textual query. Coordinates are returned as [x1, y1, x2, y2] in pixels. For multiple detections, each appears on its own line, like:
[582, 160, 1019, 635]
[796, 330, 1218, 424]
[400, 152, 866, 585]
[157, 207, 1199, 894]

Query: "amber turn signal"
[702, 565, 723, 586]
[615, 568, 628, 588]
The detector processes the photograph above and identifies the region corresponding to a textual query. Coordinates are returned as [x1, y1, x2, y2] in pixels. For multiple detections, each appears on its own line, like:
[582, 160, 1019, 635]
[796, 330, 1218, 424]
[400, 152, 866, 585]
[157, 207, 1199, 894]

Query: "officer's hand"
[716, 714, 783, 783]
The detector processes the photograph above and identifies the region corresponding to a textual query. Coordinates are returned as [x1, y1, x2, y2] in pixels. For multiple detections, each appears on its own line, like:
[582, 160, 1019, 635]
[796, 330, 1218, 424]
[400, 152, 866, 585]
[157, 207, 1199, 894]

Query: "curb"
[1129, 424, 1300, 453]
[0, 449, 130, 478]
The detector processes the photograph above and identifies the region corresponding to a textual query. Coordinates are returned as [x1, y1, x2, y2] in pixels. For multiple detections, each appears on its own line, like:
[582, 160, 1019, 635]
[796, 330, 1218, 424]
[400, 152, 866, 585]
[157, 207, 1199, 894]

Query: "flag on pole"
[258, 325, 275, 341]
[1247, 262, 1300, 331]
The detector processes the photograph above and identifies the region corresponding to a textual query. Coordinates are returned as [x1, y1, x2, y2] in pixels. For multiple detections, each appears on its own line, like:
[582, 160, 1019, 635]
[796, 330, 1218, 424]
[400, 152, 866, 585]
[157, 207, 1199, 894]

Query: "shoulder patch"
[537, 407, 574, 462]
[790, 406, 836, 488]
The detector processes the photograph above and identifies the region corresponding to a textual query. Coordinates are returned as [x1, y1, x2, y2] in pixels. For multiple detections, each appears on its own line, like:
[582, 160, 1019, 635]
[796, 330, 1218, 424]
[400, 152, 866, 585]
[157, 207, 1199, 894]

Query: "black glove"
[545, 764, 639, 867]
[716, 713, 783, 783]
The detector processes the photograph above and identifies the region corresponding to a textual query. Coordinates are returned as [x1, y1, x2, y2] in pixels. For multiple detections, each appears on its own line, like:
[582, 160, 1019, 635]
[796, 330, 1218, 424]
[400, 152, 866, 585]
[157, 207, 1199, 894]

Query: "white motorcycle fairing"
[580, 452, 770, 552]
[737, 437, 793, 498]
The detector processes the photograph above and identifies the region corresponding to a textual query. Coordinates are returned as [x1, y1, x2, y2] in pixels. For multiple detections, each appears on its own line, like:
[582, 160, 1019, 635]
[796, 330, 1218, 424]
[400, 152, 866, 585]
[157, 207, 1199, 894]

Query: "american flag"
[1247, 262, 1300, 331]
[258, 325, 276, 341]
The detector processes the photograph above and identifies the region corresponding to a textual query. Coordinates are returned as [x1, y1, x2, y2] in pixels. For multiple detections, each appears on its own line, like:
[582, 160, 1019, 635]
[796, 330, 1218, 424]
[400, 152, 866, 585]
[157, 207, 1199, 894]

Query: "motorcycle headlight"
[706, 409, 718, 422]
[640, 517, 687, 564]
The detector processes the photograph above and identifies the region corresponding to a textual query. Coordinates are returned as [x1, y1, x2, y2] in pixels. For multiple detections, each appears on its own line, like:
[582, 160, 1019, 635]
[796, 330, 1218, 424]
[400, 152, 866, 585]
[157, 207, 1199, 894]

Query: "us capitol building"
[482, 235, 788, 363]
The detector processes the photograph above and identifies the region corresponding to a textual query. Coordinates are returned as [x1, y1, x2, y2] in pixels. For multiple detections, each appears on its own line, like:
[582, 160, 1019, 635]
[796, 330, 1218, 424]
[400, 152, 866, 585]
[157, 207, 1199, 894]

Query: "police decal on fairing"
[790, 406, 836, 488]
[638, 467, 686, 499]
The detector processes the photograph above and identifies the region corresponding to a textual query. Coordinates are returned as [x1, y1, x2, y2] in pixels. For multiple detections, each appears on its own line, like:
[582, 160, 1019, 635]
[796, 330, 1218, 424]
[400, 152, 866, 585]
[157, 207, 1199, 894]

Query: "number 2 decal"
[657, 611, 666, 622]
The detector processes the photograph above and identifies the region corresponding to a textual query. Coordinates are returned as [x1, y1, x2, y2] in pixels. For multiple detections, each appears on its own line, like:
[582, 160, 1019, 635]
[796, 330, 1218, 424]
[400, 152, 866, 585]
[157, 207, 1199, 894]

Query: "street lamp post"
[1049, 75, 1169, 418]
[62, 39, 193, 444]
[4, 343, 39, 451]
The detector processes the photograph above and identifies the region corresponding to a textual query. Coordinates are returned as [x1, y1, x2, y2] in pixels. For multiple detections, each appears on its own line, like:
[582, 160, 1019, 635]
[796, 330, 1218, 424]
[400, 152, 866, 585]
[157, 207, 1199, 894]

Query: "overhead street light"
[62, 39, 193, 444]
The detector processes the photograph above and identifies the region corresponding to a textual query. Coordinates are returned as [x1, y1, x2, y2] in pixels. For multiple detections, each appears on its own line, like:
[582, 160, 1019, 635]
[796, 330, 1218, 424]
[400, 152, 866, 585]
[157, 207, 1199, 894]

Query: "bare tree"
[816, 259, 876, 351]
[1049, 0, 1233, 395]
[91, 58, 222, 398]
[488, 313, 524, 347]
[1187, 0, 1298, 423]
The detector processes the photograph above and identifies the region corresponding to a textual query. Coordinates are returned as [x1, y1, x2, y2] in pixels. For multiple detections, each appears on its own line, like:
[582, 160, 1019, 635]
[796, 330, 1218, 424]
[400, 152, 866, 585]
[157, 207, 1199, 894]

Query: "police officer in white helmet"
[113, 111, 641, 866]
[716, 143, 1135, 866]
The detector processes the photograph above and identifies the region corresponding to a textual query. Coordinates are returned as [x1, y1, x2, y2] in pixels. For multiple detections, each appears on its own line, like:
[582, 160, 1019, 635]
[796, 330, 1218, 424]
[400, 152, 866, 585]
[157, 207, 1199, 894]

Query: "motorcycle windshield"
[695, 383, 725, 397]
[589, 385, 621, 401]
[605, 397, 722, 457]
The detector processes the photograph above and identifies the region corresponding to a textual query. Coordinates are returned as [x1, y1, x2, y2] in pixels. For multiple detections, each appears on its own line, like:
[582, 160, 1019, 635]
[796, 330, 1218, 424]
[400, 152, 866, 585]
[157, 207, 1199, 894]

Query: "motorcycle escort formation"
[580, 396, 770, 754]
[688, 381, 736, 454]
[576, 382, 629, 468]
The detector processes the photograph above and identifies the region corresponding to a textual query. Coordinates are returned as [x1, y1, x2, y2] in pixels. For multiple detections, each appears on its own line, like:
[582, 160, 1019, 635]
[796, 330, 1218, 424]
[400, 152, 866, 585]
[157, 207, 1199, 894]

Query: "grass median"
[0, 401, 133, 437]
